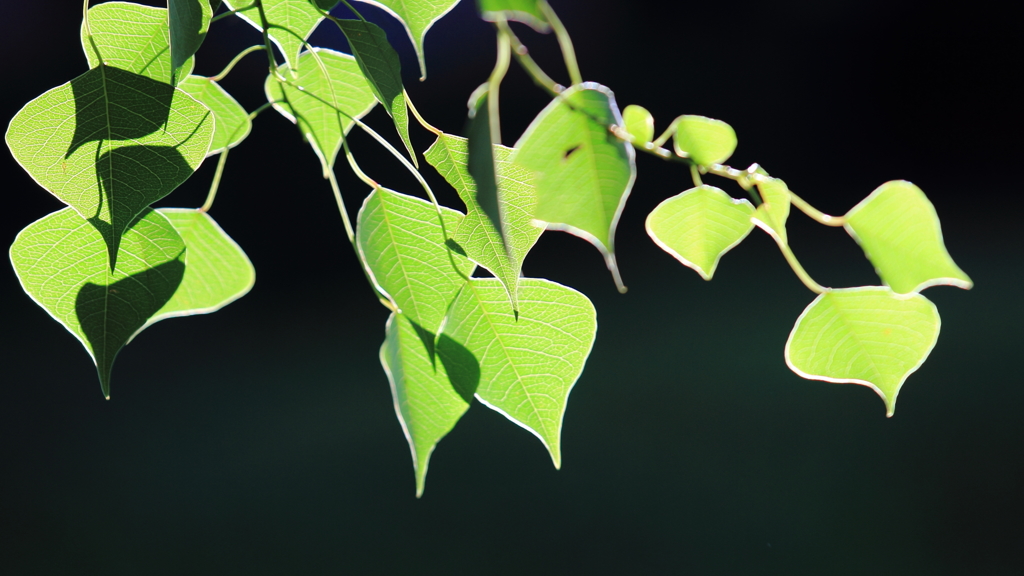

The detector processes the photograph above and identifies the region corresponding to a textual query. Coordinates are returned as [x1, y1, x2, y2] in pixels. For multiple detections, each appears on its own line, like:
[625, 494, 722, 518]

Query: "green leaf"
[512, 83, 635, 292]
[622, 104, 654, 144]
[672, 115, 737, 166]
[845, 181, 972, 294]
[81, 1, 194, 84]
[439, 279, 597, 467]
[424, 133, 541, 311]
[145, 208, 255, 327]
[381, 312, 473, 497]
[5, 65, 214, 269]
[785, 287, 941, 417]
[265, 48, 377, 177]
[10, 208, 186, 399]
[334, 19, 415, 164]
[354, 0, 461, 79]
[357, 188, 474, 333]
[751, 177, 791, 244]
[646, 185, 755, 280]
[167, 0, 213, 77]
[223, 0, 327, 72]
[178, 75, 251, 154]
[476, 0, 550, 32]
[464, 90, 507, 272]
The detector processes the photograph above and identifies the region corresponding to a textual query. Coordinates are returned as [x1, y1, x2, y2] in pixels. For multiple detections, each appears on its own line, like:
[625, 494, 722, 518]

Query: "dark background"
[2, 1, 1021, 574]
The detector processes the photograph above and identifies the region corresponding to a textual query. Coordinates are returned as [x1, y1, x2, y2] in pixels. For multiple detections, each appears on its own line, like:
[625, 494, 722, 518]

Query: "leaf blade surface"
[354, 0, 461, 79]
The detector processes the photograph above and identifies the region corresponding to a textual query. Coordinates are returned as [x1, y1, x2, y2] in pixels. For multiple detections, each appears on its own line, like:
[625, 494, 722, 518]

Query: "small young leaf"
[354, 0, 461, 79]
[512, 83, 635, 292]
[357, 188, 474, 333]
[167, 0, 213, 77]
[179, 75, 252, 154]
[751, 177, 791, 244]
[5, 66, 214, 268]
[381, 312, 472, 497]
[476, 0, 550, 32]
[622, 104, 654, 144]
[81, 1, 194, 84]
[10, 208, 186, 399]
[145, 209, 255, 328]
[646, 185, 755, 280]
[439, 278, 597, 467]
[845, 181, 972, 294]
[334, 19, 416, 164]
[786, 287, 941, 417]
[223, 0, 327, 72]
[672, 115, 737, 166]
[424, 133, 541, 310]
[265, 48, 377, 177]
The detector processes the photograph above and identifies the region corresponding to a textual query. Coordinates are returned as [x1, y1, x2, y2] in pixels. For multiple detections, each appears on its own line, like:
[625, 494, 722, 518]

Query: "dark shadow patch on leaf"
[437, 334, 480, 404]
[445, 238, 467, 257]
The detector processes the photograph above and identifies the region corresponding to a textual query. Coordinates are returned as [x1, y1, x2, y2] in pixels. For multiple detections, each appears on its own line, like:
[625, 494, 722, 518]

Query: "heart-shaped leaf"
[179, 75, 251, 154]
[646, 185, 755, 280]
[354, 0, 461, 79]
[785, 287, 941, 417]
[10, 208, 186, 398]
[622, 104, 654, 145]
[81, 1, 194, 84]
[672, 115, 737, 166]
[845, 181, 972, 294]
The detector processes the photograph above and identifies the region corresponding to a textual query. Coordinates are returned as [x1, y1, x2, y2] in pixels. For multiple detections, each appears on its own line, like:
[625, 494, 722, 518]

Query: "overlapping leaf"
[357, 188, 473, 333]
[6, 66, 214, 268]
[223, 0, 330, 71]
[179, 75, 251, 154]
[646, 185, 754, 280]
[672, 115, 737, 166]
[439, 278, 596, 467]
[465, 90, 504, 263]
[81, 1, 194, 84]
[381, 312, 473, 497]
[786, 287, 941, 417]
[476, 0, 550, 31]
[10, 208, 186, 399]
[845, 181, 972, 294]
[354, 0, 461, 79]
[512, 83, 635, 291]
[622, 104, 654, 145]
[424, 133, 540, 310]
[334, 19, 415, 163]
[167, 0, 212, 76]
[265, 48, 377, 176]
[751, 177, 791, 244]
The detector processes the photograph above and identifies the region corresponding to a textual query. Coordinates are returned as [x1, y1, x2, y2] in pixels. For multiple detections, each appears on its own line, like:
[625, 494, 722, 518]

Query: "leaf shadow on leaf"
[407, 318, 480, 405]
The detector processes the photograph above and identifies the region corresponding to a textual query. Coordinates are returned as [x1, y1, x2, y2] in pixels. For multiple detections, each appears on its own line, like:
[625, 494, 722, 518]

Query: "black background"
[2, 1, 1022, 574]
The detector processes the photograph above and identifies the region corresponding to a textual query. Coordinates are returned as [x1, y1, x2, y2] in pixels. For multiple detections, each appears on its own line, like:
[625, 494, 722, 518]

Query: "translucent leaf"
[334, 19, 415, 163]
[751, 177, 791, 244]
[354, 0, 461, 79]
[424, 133, 541, 310]
[381, 312, 472, 497]
[845, 181, 972, 294]
[265, 48, 377, 177]
[178, 75, 251, 154]
[81, 1, 194, 85]
[10, 208, 186, 399]
[622, 104, 654, 144]
[672, 115, 737, 166]
[476, 0, 550, 32]
[512, 83, 635, 291]
[786, 287, 941, 417]
[145, 208, 255, 327]
[646, 185, 755, 280]
[223, 0, 327, 72]
[439, 279, 596, 467]
[167, 0, 212, 76]
[5, 66, 214, 268]
[356, 188, 474, 333]
[464, 90, 507, 270]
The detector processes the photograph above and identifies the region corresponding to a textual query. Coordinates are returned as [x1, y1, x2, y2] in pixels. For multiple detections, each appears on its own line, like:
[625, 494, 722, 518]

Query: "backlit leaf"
[845, 181, 972, 294]
[223, 0, 327, 72]
[167, 0, 212, 76]
[179, 75, 251, 154]
[265, 48, 377, 176]
[476, 0, 550, 32]
[751, 177, 791, 245]
[646, 185, 754, 280]
[786, 287, 940, 417]
[464, 90, 507, 273]
[354, 0, 461, 79]
[512, 83, 635, 291]
[672, 115, 737, 166]
[424, 133, 541, 310]
[81, 1, 194, 84]
[6, 66, 214, 268]
[439, 278, 597, 467]
[357, 188, 474, 333]
[10, 208, 186, 399]
[622, 104, 654, 144]
[381, 312, 473, 497]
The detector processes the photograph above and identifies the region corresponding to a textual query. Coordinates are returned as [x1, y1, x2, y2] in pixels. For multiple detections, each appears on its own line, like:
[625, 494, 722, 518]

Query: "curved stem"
[789, 192, 846, 226]
[335, 0, 368, 21]
[210, 45, 265, 82]
[211, 2, 256, 23]
[252, 0, 279, 72]
[501, 20, 564, 97]
[689, 164, 703, 187]
[777, 240, 828, 294]
[201, 148, 230, 213]
[488, 23, 512, 145]
[405, 90, 441, 135]
[539, 0, 582, 85]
